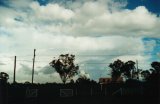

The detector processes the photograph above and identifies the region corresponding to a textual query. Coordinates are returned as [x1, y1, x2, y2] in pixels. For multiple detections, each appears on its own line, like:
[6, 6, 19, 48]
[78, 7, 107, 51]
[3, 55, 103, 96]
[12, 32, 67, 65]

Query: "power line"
[0, 51, 158, 58]
[8, 59, 152, 64]
[0, 52, 159, 64]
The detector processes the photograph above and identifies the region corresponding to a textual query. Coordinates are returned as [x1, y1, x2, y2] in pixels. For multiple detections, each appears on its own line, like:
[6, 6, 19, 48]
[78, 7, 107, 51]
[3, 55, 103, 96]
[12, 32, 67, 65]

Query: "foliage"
[122, 60, 136, 79]
[140, 61, 160, 81]
[141, 70, 150, 80]
[148, 61, 160, 82]
[109, 59, 124, 81]
[0, 72, 9, 81]
[109, 59, 138, 80]
[49, 54, 79, 84]
[151, 61, 160, 73]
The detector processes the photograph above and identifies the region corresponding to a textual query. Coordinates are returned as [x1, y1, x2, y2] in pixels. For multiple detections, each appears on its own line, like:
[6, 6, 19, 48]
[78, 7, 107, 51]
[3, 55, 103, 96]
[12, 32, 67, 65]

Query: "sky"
[0, 0, 160, 83]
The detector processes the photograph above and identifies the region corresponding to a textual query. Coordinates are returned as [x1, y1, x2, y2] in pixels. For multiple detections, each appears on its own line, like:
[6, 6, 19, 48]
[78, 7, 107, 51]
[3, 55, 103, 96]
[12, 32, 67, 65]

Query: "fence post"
[120, 88, 123, 96]
[75, 88, 77, 96]
[90, 87, 92, 96]
[105, 87, 107, 96]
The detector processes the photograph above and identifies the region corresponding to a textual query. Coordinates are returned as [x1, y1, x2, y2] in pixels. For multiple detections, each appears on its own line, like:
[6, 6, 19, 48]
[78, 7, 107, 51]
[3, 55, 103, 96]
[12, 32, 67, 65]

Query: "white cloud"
[0, 34, 149, 82]
[30, 2, 74, 21]
[34, 72, 62, 83]
[71, 6, 160, 37]
[6, 0, 34, 9]
[1, 0, 160, 37]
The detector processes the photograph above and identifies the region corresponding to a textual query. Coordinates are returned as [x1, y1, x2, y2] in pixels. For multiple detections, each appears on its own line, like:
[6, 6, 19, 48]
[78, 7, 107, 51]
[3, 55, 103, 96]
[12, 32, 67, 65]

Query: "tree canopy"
[109, 59, 138, 81]
[49, 54, 79, 84]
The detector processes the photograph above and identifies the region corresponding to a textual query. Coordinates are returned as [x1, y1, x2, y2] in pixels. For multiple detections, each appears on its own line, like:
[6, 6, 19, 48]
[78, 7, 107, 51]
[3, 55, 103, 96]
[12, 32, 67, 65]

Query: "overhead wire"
[0, 52, 159, 64]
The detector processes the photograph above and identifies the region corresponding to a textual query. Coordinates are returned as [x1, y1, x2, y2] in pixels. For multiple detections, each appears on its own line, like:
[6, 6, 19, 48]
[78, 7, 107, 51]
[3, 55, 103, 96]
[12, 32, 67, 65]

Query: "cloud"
[39, 65, 55, 74]
[0, 62, 6, 65]
[18, 64, 38, 75]
[79, 70, 90, 79]
[1, 0, 159, 37]
[34, 72, 62, 83]
[15, 64, 62, 83]
[28, 0, 160, 37]
[71, 6, 160, 37]
[30, 2, 74, 21]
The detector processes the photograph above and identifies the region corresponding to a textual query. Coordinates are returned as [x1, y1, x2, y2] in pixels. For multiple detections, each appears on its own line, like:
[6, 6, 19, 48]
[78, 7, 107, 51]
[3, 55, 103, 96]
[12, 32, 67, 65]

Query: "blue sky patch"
[37, 0, 49, 6]
[126, 0, 160, 15]
[143, 37, 160, 62]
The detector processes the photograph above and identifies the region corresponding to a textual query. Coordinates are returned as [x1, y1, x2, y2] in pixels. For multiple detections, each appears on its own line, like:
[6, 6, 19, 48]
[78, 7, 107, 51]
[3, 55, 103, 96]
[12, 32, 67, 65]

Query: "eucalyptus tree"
[49, 54, 79, 84]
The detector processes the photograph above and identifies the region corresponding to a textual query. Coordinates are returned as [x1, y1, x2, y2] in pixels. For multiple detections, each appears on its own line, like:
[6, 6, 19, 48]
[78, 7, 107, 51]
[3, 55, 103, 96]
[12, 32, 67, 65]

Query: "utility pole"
[136, 60, 138, 71]
[13, 56, 16, 83]
[136, 60, 139, 79]
[32, 49, 36, 84]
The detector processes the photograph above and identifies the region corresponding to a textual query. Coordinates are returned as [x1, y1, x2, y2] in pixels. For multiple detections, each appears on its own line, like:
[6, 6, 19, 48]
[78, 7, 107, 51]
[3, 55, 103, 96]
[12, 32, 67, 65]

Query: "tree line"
[49, 54, 160, 84]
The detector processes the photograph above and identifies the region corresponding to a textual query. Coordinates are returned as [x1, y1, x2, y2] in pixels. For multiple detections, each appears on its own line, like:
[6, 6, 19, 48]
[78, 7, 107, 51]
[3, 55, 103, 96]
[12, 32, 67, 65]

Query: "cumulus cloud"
[71, 6, 160, 37]
[79, 70, 90, 79]
[18, 64, 38, 75]
[1, 0, 159, 37]
[0, 62, 6, 65]
[39, 65, 55, 74]
[28, 0, 160, 37]
[15, 64, 62, 83]
[30, 2, 74, 21]
[34, 72, 62, 83]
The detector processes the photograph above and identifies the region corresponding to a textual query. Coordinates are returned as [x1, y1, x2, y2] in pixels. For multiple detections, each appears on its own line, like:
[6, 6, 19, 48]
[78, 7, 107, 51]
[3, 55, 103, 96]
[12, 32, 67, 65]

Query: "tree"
[151, 61, 160, 74]
[49, 54, 79, 84]
[109, 60, 138, 81]
[141, 70, 150, 80]
[139, 61, 160, 81]
[147, 61, 160, 82]
[122, 60, 136, 79]
[0, 72, 9, 82]
[143, 61, 160, 96]
[109, 59, 124, 81]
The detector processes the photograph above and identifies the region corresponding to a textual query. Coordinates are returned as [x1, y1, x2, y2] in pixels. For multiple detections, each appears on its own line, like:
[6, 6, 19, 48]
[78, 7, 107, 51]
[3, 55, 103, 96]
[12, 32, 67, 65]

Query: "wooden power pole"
[136, 60, 139, 79]
[32, 49, 36, 84]
[136, 60, 138, 71]
[13, 56, 16, 83]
